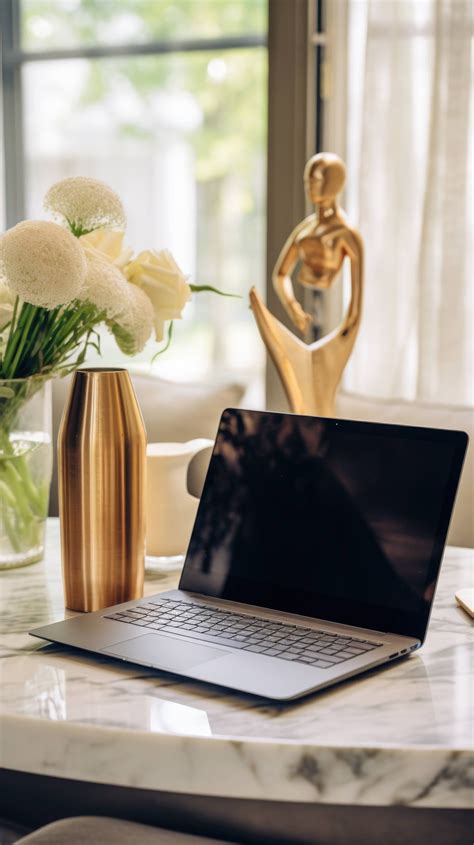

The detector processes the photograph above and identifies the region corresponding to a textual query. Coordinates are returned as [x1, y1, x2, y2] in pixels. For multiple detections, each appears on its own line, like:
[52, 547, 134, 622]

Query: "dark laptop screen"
[180, 410, 467, 640]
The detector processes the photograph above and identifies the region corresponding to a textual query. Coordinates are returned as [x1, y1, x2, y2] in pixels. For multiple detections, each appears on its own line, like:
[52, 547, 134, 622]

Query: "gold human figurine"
[250, 152, 363, 416]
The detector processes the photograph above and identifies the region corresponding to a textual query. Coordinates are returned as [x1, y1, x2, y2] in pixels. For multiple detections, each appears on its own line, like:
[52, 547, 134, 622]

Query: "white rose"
[124, 249, 191, 341]
[80, 229, 133, 270]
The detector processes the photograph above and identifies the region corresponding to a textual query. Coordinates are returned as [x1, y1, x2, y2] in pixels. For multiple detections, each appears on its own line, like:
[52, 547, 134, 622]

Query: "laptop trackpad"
[102, 634, 228, 671]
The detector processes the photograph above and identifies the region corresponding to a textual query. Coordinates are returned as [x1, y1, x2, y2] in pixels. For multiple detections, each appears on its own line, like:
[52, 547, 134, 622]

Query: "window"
[1, 0, 268, 401]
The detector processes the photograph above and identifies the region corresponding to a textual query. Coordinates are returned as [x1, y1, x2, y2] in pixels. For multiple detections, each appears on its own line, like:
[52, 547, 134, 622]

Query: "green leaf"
[0, 386, 15, 399]
[151, 321, 174, 362]
[189, 284, 241, 299]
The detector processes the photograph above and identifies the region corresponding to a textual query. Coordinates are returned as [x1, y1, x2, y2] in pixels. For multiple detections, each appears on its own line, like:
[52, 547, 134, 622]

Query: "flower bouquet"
[0, 176, 226, 568]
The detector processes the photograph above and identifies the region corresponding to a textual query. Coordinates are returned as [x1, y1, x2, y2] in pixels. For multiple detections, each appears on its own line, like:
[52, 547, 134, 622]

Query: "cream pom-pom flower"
[0, 220, 86, 309]
[79, 252, 154, 354]
[111, 285, 154, 355]
[125, 249, 191, 341]
[79, 252, 131, 321]
[44, 176, 126, 234]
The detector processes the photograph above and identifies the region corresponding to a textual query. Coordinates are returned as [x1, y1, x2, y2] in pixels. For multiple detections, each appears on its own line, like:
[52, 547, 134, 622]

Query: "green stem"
[0, 503, 21, 553]
[43, 307, 80, 346]
[190, 284, 241, 298]
[2, 299, 25, 374]
[151, 321, 174, 362]
[5, 296, 19, 349]
[14, 456, 46, 515]
[2, 460, 34, 523]
[41, 304, 99, 364]
[20, 307, 54, 365]
[0, 417, 49, 558]
[0, 478, 17, 508]
[3, 303, 37, 378]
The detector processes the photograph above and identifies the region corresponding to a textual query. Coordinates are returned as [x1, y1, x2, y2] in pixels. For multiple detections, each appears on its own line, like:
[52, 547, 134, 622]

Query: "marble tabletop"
[0, 519, 472, 810]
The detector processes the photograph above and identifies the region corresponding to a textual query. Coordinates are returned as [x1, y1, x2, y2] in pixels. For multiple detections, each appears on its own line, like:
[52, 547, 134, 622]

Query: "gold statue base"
[250, 287, 357, 417]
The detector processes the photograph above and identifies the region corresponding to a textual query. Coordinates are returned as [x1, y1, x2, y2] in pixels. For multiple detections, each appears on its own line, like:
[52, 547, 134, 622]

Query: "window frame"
[1, 0, 324, 408]
[0, 0, 25, 227]
[265, 0, 324, 407]
[0, 0, 268, 228]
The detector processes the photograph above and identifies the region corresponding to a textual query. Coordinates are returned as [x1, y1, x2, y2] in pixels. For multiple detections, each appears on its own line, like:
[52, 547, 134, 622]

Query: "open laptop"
[31, 409, 468, 701]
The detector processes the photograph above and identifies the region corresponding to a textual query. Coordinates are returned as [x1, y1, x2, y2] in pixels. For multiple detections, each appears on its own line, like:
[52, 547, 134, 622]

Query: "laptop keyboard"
[104, 598, 382, 669]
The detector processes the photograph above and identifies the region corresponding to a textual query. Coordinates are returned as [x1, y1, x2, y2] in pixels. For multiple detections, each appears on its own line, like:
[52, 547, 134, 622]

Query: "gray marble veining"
[0, 519, 472, 808]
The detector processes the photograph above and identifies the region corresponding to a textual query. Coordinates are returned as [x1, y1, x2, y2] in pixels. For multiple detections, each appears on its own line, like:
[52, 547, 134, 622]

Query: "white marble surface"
[0, 519, 472, 809]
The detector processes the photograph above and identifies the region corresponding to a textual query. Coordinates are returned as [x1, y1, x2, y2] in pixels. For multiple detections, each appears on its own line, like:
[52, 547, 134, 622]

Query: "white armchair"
[50, 375, 471, 547]
[336, 392, 473, 548]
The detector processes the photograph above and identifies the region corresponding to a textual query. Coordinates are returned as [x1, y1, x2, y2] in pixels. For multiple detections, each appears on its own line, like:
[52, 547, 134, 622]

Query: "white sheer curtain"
[340, 0, 473, 406]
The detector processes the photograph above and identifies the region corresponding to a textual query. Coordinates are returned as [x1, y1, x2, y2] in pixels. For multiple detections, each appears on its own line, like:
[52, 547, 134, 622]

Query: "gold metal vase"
[58, 368, 146, 612]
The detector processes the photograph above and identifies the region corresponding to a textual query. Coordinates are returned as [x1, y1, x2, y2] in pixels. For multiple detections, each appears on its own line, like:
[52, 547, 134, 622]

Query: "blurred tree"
[22, 0, 268, 376]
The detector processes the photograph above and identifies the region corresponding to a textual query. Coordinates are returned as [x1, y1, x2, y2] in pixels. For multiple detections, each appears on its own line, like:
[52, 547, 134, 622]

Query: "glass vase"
[0, 377, 53, 570]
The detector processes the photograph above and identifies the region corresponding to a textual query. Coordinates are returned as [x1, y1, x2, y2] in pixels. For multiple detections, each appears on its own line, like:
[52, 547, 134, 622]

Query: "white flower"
[80, 229, 133, 270]
[124, 249, 191, 341]
[111, 285, 154, 355]
[81, 237, 191, 343]
[0, 221, 86, 309]
[0, 278, 15, 331]
[79, 252, 154, 354]
[44, 176, 126, 233]
[79, 252, 131, 320]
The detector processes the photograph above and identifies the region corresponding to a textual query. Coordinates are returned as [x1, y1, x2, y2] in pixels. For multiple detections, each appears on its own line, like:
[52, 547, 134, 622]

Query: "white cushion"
[50, 372, 244, 516]
[336, 391, 473, 548]
[16, 815, 237, 844]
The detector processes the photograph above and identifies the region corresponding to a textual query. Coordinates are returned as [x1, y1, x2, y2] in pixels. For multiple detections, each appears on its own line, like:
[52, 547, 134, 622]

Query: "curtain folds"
[343, 0, 473, 406]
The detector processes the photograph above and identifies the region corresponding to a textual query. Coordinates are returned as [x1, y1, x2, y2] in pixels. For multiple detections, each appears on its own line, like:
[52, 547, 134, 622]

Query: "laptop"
[31, 409, 468, 701]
